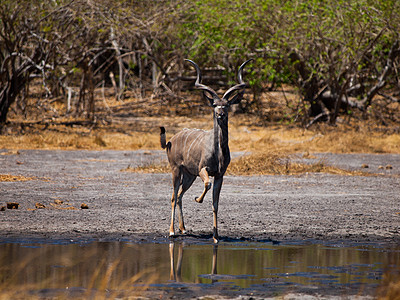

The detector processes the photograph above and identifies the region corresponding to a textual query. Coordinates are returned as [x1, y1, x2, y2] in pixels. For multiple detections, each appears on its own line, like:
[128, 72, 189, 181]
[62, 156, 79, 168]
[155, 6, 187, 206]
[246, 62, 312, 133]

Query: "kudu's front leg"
[212, 177, 223, 243]
[195, 167, 211, 203]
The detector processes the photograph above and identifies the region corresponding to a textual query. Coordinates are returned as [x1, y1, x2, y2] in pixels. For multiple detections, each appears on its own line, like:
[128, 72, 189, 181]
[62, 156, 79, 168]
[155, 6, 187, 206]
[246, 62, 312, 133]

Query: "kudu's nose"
[217, 111, 225, 119]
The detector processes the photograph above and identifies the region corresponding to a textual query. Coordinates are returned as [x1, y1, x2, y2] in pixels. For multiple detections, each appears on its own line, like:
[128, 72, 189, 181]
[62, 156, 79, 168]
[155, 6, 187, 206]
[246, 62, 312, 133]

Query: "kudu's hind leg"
[169, 168, 181, 237]
[176, 171, 196, 234]
[195, 167, 211, 203]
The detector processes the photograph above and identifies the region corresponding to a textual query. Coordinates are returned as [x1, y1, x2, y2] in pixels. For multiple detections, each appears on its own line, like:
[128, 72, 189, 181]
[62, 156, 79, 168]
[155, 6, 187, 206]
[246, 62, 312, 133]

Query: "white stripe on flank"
[183, 130, 197, 151]
[186, 132, 204, 161]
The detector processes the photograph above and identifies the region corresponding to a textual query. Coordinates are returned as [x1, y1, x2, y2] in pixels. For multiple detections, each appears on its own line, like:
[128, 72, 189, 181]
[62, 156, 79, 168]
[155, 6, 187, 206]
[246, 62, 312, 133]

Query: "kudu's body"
[160, 59, 251, 243]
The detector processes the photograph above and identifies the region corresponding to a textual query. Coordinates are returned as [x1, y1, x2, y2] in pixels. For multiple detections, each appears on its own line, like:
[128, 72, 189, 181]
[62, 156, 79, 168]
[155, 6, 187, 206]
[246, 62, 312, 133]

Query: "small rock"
[81, 203, 89, 209]
[35, 202, 46, 209]
[7, 202, 19, 209]
[361, 164, 369, 168]
[386, 164, 393, 170]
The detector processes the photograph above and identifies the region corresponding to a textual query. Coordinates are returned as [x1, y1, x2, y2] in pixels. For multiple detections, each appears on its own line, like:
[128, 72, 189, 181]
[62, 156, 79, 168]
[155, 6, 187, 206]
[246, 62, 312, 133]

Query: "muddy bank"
[0, 149, 399, 244]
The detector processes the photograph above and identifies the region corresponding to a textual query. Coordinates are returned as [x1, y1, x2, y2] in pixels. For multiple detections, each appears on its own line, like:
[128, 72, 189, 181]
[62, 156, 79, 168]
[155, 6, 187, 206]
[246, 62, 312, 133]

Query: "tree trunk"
[111, 27, 124, 101]
[289, 51, 324, 118]
[0, 83, 13, 129]
[363, 40, 400, 111]
[87, 65, 95, 121]
[0, 73, 29, 130]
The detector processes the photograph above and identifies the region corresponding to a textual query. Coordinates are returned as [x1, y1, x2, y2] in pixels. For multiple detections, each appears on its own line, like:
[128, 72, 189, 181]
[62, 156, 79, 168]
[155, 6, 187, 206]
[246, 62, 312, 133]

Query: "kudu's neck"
[213, 113, 229, 156]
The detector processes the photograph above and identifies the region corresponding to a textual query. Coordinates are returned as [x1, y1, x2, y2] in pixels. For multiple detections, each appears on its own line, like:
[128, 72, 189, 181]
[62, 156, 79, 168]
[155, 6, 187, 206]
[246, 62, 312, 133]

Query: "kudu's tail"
[160, 127, 167, 149]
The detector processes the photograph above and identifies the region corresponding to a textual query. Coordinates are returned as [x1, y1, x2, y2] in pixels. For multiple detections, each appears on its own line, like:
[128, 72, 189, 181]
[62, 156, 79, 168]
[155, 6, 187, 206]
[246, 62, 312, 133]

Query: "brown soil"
[1, 149, 399, 244]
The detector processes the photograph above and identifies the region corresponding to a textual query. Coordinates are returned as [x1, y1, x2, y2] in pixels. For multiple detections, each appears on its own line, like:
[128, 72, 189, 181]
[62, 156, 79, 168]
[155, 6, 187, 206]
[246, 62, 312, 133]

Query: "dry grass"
[121, 151, 369, 176]
[2, 115, 399, 154]
[227, 151, 369, 176]
[121, 163, 170, 174]
[377, 269, 400, 300]
[0, 174, 34, 182]
[228, 120, 400, 154]
[0, 128, 159, 150]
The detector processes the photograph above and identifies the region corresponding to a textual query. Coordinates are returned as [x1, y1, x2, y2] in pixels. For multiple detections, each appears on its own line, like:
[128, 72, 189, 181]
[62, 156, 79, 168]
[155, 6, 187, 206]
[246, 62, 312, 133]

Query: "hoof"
[169, 231, 175, 237]
[179, 229, 187, 234]
[195, 197, 203, 203]
[213, 227, 218, 243]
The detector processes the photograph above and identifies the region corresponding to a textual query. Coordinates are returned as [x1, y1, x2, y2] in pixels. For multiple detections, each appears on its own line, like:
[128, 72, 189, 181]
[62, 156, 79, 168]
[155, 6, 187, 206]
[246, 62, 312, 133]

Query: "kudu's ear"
[223, 59, 253, 106]
[185, 59, 220, 107]
[203, 91, 217, 107]
[225, 89, 245, 106]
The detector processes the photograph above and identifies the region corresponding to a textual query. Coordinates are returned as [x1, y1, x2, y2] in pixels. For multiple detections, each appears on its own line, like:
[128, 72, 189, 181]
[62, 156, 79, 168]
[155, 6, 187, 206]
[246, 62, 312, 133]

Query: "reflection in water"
[169, 242, 218, 284]
[0, 240, 399, 298]
[169, 242, 183, 281]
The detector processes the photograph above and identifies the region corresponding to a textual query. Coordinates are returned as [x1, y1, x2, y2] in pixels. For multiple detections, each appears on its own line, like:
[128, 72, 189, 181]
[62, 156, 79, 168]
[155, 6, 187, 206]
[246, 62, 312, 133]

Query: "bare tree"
[0, 1, 57, 128]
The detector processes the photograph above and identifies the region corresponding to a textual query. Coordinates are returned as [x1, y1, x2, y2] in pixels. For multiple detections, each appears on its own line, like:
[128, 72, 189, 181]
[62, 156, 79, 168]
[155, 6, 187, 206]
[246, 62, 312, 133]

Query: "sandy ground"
[0, 149, 399, 245]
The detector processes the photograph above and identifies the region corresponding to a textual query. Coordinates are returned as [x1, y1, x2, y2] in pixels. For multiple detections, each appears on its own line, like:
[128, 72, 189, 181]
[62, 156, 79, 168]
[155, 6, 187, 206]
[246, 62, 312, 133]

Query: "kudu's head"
[185, 59, 252, 123]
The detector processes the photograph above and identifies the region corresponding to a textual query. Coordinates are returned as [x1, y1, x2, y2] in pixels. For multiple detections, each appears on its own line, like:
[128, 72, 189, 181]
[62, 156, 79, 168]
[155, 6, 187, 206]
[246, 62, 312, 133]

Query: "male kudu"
[160, 59, 252, 243]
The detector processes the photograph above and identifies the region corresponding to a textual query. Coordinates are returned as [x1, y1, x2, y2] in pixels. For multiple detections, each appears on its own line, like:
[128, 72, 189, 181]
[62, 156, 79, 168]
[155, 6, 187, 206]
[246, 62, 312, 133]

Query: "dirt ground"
[0, 149, 399, 245]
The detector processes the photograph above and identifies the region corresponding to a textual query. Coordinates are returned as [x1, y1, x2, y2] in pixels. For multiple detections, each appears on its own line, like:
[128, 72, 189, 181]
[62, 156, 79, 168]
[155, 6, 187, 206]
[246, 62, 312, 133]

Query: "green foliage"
[175, 0, 398, 80]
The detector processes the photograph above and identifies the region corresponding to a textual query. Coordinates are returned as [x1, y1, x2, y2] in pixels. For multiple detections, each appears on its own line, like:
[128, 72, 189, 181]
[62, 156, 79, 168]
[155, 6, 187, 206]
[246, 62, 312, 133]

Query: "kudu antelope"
[160, 59, 252, 243]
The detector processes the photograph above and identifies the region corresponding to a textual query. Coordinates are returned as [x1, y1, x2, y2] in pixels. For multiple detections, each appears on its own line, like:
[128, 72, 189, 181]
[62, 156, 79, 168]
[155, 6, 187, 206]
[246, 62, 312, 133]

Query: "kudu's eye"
[215, 105, 226, 112]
